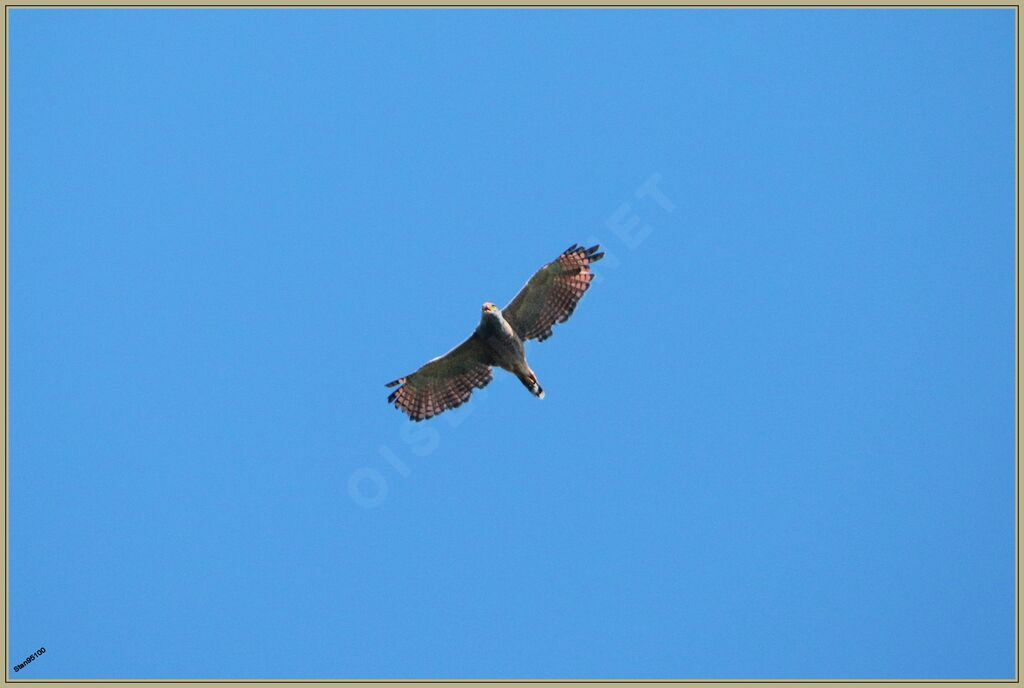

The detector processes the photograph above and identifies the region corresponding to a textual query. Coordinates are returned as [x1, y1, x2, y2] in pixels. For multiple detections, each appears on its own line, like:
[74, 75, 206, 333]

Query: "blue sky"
[8, 8, 1015, 680]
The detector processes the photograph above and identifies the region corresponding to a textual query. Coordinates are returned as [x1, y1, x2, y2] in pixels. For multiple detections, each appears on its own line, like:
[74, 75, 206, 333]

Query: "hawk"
[386, 244, 605, 421]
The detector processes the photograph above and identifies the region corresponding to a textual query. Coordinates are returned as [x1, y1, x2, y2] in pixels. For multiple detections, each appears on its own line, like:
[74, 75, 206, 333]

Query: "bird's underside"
[385, 243, 604, 421]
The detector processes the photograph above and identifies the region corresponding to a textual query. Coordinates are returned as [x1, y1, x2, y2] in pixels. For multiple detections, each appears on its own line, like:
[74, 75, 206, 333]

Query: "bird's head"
[481, 302, 500, 316]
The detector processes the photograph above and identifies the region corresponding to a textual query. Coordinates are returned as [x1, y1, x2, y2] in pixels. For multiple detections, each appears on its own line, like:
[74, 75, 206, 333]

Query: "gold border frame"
[1, 3, 1017, 686]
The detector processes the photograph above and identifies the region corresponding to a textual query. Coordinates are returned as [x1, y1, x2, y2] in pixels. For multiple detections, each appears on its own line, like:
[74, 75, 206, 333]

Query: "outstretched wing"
[502, 244, 604, 342]
[385, 335, 494, 422]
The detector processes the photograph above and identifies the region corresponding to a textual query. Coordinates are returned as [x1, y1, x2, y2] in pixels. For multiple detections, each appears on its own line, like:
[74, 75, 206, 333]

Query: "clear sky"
[9, 8, 1015, 680]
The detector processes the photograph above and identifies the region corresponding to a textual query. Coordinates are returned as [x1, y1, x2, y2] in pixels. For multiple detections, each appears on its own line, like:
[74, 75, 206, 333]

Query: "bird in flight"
[386, 244, 605, 421]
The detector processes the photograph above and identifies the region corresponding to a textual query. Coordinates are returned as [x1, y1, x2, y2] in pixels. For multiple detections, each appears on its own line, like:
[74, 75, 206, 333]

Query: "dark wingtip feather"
[565, 243, 579, 254]
[385, 378, 404, 388]
[590, 251, 605, 262]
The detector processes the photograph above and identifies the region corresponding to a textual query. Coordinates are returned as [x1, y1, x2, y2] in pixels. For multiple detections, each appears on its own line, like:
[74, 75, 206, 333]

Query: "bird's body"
[475, 305, 543, 398]
[386, 244, 604, 421]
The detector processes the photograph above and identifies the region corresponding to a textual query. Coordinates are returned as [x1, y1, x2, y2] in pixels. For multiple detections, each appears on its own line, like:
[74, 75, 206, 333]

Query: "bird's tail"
[517, 370, 545, 399]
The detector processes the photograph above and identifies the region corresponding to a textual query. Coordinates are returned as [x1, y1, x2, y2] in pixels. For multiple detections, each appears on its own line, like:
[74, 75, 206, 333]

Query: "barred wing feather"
[502, 244, 604, 342]
[385, 335, 494, 422]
